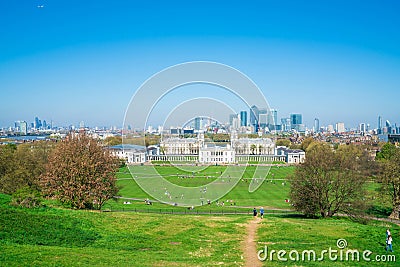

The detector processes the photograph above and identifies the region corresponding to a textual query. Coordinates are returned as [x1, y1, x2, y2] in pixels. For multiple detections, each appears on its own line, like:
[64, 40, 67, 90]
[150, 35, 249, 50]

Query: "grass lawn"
[0, 194, 247, 267]
[108, 165, 295, 212]
[257, 215, 399, 266]
[1, 191, 398, 267]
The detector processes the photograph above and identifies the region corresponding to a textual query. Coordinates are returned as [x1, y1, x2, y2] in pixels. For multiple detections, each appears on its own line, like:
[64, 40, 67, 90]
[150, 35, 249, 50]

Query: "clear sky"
[1, 0, 399, 129]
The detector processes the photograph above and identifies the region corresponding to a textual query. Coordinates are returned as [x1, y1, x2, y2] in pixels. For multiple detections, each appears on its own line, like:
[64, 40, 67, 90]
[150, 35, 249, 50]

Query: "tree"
[250, 144, 256, 155]
[300, 137, 315, 151]
[0, 142, 52, 195]
[276, 139, 291, 147]
[104, 136, 122, 146]
[41, 133, 119, 210]
[290, 143, 371, 218]
[377, 143, 400, 219]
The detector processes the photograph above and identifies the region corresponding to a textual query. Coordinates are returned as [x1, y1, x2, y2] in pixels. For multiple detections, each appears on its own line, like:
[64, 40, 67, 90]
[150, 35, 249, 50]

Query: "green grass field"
[257, 215, 399, 266]
[106, 165, 295, 212]
[1, 192, 398, 267]
[0, 194, 247, 266]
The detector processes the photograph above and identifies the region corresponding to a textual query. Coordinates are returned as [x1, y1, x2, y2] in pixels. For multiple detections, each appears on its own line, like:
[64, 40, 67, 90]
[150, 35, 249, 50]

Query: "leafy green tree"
[290, 143, 371, 218]
[104, 136, 122, 146]
[0, 142, 52, 195]
[0, 144, 17, 193]
[377, 143, 400, 219]
[41, 133, 119, 210]
[376, 142, 396, 160]
[276, 139, 291, 147]
[212, 134, 230, 142]
[250, 144, 256, 155]
[300, 137, 315, 151]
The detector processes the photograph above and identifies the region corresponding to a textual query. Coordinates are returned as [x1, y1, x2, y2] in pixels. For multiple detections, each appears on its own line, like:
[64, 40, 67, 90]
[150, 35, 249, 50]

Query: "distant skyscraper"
[290, 113, 303, 131]
[34, 116, 42, 129]
[281, 117, 291, 132]
[194, 117, 201, 130]
[386, 120, 392, 134]
[258, 108, 269, 130]
[314, 118, 320, 133]
[20, 121, 27, 135]
[290, 114, 302, 125]
[229, 114, 237, 126]
[14, 121, 21, 132]
[259, 113, 268, 129]
[359, 123, 366, 133]
[270, 109, 278, 126]
[336, 122, 345, 133]
[240, 111, 247, 127]
[250, 105, 259, 132]
[378, 115, 382, 131]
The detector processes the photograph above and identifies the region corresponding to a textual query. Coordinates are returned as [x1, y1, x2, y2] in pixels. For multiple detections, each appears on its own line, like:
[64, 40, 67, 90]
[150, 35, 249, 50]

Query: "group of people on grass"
[253, 207, 264, 219]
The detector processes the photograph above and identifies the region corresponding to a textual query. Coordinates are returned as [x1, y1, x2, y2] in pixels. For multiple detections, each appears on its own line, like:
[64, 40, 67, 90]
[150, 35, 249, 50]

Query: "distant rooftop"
[110, 144, 146, 151]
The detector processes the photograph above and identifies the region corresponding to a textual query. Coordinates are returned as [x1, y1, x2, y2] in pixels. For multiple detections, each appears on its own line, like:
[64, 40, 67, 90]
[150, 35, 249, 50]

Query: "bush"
[11, 186, 42, 208]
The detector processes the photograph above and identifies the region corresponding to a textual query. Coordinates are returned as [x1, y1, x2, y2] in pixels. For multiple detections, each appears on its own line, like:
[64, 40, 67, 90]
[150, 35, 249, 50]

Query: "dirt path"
[242, 217, 262, 267]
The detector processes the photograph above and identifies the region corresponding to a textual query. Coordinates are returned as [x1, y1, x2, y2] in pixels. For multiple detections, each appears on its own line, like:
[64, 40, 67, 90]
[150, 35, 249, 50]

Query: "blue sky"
[1, 0, 399, 129]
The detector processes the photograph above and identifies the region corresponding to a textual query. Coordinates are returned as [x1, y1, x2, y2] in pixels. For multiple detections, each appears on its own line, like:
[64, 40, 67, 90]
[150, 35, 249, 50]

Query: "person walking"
[386, 234, 393, 252]
[260, 207, 264, 219]
[253, 208, 257, 218]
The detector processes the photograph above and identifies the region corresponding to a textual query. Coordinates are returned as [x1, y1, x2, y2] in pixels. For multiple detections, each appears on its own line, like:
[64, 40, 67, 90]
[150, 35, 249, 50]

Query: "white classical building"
[198, 144, 235, 164]
[160, 137, 203, 155]
[231, 137, 275, 155]
[147, 132, 305, 164]
[109, 144, 146, 164]
[276, 146, 306, 164]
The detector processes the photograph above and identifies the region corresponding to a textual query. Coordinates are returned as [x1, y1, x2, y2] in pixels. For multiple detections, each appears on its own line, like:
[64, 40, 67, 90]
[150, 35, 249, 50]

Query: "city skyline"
[5, 111, 399, 135]
[1, 1, 399, 129]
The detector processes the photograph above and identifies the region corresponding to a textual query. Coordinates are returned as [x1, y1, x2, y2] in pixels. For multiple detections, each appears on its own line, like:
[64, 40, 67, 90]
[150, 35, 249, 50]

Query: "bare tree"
[41, 133, 119, 210]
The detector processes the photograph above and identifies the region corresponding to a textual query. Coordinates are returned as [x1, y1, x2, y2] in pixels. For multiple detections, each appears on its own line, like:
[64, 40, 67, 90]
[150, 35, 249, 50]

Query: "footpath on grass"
[242, 216, 262, 267]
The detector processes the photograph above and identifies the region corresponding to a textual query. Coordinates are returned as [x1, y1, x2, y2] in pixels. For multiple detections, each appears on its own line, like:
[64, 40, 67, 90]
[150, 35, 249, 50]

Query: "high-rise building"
[259, 113, 268, 129]
[281, 118, 291, 132]
[20, 121, 27, 135]
[194, 117, 201, 131]
[335, 122, 345, 133]
[359, 123, 366, 133]
[378, 115, 382, 133]
[386, 120, 392, 134]
[314, 118, 320, 133]
[290, 114, 302, 125]
[270, 109, 278, 126]
[258, 108, 268, 130]
[240, 111, 247, 127]
[14, 121, 21, 132]
[34, 116, 42, 129]
[250, 105, 259, 132]
[290, 113, 303, 131]
[229, 114, 237, 126]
